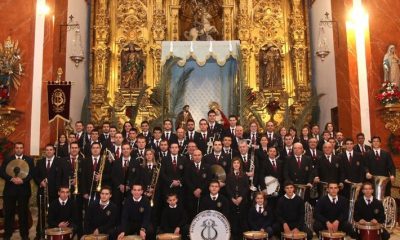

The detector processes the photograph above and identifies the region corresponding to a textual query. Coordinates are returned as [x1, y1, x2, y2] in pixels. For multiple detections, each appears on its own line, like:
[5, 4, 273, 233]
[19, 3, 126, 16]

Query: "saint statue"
[121, 44, 145, 89]
[383, 44, 400, 86]
[175, 105, 193, 130]
[259, 45, 282, 89]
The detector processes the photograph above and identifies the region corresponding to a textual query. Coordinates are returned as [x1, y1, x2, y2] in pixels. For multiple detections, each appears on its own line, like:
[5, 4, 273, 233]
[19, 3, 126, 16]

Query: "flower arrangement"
[0, 137, 14, 164]
[376, 81, 400, 105]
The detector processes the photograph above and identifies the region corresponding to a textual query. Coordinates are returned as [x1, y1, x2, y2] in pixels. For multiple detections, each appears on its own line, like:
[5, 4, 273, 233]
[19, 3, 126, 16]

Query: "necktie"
[93, 158, 98, 171]
[166, 132, 170, 140]
[288, 148, 292, 156]
[272, 160, 277, 171]
[116, 147, 120, 159]
[196, 163, 199, 171]
[348, 152, 352, 162]
[203, 133, 207, 142]
[71, 157, 76, 171]
[179, 141, 183, 147]
[156, 140, 160, 147]
[210, 125, 214, 132]
[268, 133, 271, 141]
[258, 206, 262, 213]
[140, 150, 143, 156]
[361, 145, 365, 154]
[212, 197, 216, 201]
[105, 134, 108, 139]
[46, 159, 51, 172]
[296, 157, 301, 168]
[243, 156, 247, 163]
[231, 128, 235, 135]
[332, 198, 336, 204]
[326, 155, 330, 163]
[124, 159, 128, 168]
[367, 199, 371, 205]
[172, 156, 177, 170]
[375, 150, 380, 160]
[101, 204, 107, 209]
[190, 132, 193, 140]
[62, 201, 65, 206]
[252, 134, 256, 144]
[312, 150, 316, 158]
[235, 172, 239, 177]
[215, 155, 219, 161]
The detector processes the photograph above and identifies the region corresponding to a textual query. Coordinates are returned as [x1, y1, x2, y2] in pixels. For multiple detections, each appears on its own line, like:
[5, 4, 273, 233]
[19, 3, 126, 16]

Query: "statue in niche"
[121, 44, 145, 89]
[259, 45, 282, 89]
[383, 44, 400, 86]
[184, 4, 219, 41]
[175, 105, 193, 130]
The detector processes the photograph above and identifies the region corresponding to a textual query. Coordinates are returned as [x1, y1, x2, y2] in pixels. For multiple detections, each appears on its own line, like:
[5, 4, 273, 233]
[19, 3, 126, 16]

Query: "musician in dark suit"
[305, 137, 323, 164]
[83, 128, 102, 157]
[222, 135, 240, 158]
[195, 119, 211, 155]
[244, 122, 261, 147]
[222, 115, 238, 138]
[313, 182, 357, 238]
[183, 140, 197, 161]
[158, 139, 170, 159]
[317, 131, 331, 151]
[354, 182, 390, 240]
[148, 127, 163, 152]
[159, 193, 189, 238]
[63, 142, 85, 238]
[138, 120, 152, 144]
[265, 121, 281, 149]
[276, 181, 313, 240]
[81, 142, 112, 205]
[159, 142, 186, 201]
[109, 133, 124, 160]
[280, 134, 294, 160]
[365, 136, 396, 197]
[75, 121, 86, 149]
[85, 186, 118, 236]
[231, 125, 245, 151]
[131, 136, 147, 166]
[314, 142, 344, 194]
[238, 139, 259, 193]
[354, 132, 372, 155]
[207, 109, 224, 139]
[255, 135, 269, 161]
[185, 119, 201, 142]
[248, 192, 278, 238]
[184, 149, 210, 220]
[47, 186, 78, 233]
[34, 144, 69, 239]
[99, 121, 111, 145]
[311, 124, 321, 142]
[283, 143, 314, 186]
[199, 180, 229, 217]
[339, 138, 365, 199]
[162, 119, 178, 144]
[176, 127, 188, 155]
[55, 134, 69, 158]
[226, 158, 249, 240]
[203, 140, 231, 173]
[258, 146, 284, 197]
[117, 184, 153, 240]
[0, 142, 34, 240]
[111, 142, 141, 210]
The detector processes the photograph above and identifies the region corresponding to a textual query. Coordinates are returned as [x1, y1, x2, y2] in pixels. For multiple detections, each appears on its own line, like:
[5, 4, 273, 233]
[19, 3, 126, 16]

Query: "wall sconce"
[316, 12, 337, 61]
[60, 15, 84, 67]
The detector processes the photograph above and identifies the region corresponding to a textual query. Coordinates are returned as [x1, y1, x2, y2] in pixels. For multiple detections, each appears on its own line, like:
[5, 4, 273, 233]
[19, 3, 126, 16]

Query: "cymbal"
[6, 159, 29, 179]
[210, 164, 226, 183]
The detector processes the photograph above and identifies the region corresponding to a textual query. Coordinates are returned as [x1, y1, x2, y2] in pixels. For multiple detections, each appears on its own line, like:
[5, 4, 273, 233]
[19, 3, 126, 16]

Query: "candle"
[229, 41, 233, 52]
[169, 41, 173, 52]
[190, 41, 194, 52]
[209, 41, 213, 52]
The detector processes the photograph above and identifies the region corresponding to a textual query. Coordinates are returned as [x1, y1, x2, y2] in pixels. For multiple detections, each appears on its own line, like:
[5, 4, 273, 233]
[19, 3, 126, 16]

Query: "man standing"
[0, 142, 34, 240]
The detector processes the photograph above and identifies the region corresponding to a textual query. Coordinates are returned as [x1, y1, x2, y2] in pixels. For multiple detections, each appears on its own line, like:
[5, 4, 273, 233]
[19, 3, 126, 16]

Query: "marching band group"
[0, 110, 396, 240]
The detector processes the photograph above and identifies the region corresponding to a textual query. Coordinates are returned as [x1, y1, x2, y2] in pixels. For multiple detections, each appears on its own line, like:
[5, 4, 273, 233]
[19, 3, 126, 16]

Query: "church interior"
[1, 0, 400, 239]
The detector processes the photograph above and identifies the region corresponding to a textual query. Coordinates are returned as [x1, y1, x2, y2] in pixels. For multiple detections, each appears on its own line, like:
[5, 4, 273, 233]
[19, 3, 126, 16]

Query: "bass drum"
[355, 222, 382, 240]
[81, 234, 108, 240]
[190, 210, 230, 240]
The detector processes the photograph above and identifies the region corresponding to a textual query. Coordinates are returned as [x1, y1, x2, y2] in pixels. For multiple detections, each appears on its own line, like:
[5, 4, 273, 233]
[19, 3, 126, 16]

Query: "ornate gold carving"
[0, 107, 22, 137]
[381, 104, 400, 134]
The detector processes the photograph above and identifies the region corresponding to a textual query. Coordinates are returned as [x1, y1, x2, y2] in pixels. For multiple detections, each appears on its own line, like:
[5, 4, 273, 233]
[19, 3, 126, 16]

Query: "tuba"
[383, 196, 397, 232]
[373, 175, 390, 201]
[347, 182, 362, 224]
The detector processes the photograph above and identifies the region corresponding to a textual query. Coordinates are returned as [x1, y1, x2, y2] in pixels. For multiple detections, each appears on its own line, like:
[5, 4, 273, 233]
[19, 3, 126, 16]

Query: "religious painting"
[259, 44, 282, 90]
[120, 43, 145, 89]
[180, 0, 223, 41]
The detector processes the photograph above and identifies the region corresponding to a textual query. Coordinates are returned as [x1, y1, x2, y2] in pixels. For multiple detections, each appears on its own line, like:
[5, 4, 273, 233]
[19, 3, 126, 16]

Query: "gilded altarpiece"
[90, 0, 311, 127]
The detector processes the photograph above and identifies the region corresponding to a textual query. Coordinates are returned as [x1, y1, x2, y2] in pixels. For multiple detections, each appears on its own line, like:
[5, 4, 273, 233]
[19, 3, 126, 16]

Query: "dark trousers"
[3, 194, 30, 239]
[71, 194, 84, 238]
[229, 202, 248, 240]
[313, 220, 357, 239]
[35, 191, 57, 238]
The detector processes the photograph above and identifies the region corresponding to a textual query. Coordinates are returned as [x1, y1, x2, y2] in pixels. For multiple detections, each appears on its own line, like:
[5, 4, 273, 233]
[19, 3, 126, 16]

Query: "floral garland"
[388, 133, 400, 155]
[0, 137, 14, 164]
[376, 81, 400, 105]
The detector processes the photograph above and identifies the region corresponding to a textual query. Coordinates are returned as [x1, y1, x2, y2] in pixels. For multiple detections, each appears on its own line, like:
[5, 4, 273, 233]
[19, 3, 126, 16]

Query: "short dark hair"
[45, 144, 55, 150]
[327, 182, 339, 187]
[141, 121, 149, 126]
[100, 185, 112, 194]
[153, 127, 162, 133]
[129, 128, 138, 133]
[228, 115, 238, 120]
[371, 136, 381, 142]
[187, 119, 195, 124]
[70, 142, 79, 148]
[91, 142, 102, 148]
[14, 142, 24, 147]
[284, 181, 294, 188]
[356, 132, 365, 138]
[102, 121, 110, 126]
[163, 119, 172, 124]
[166, 192, 178, 200]
[344, 138, 354, 144]
[209, 179, 220, 186]
[208, 110, 216, 116]
[75, 121, 84, 125]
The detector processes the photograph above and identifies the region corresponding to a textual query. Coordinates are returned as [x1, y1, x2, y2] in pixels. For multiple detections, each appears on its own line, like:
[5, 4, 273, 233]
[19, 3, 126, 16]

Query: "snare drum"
[243, 231, 267, 239]
[156, 233, 181, 239]
[319, 231, 345, 240]
[81, 234, 108, 240]
[122, 235, 142, 240]
[281, 232, 306, 240]
[45, 227, 73, 240]
[355, 222, 382, 240]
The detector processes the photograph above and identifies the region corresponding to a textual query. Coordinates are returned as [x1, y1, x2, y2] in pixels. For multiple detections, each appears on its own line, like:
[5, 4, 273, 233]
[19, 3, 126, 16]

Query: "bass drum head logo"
[190, 210, 230, 240]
